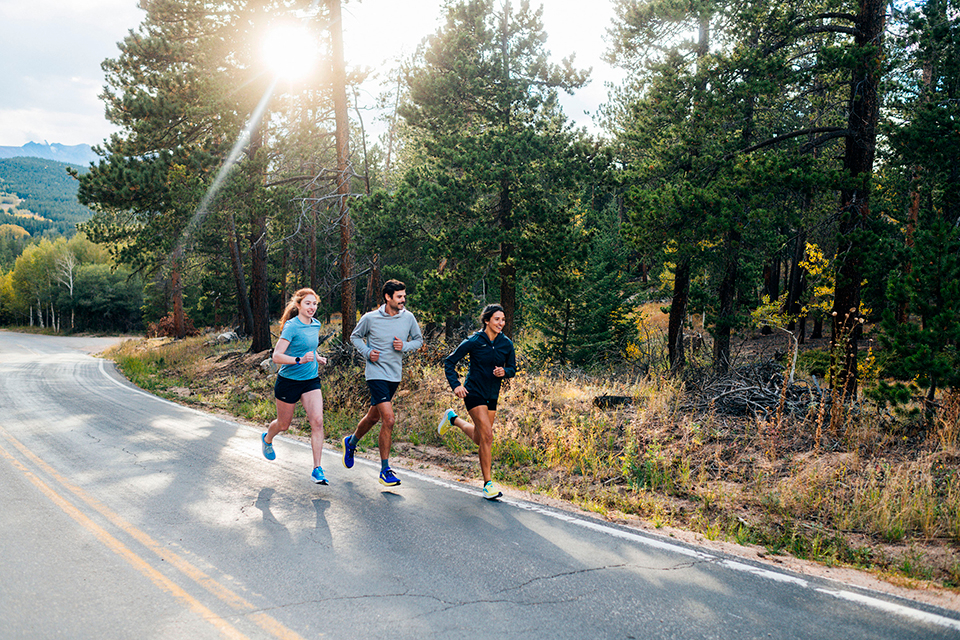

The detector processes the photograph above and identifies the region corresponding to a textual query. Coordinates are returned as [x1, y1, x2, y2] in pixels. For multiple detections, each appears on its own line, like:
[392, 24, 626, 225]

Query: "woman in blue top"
[438, 304, 516, 500]
[260, 288, 330, 485]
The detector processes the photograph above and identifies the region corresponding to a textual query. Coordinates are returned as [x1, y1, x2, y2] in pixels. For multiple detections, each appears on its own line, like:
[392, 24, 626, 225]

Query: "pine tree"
[77, 0, 332, 348]
[871, 0, 960, 414]
[386, 0, 592, 337]
[528, 193, 634, 367]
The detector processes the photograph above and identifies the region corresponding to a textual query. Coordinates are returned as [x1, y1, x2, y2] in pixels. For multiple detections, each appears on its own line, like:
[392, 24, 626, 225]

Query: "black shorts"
[464, 394, 498, 412]
[367, 379, 400, 406]
[274, 375, 323, 404]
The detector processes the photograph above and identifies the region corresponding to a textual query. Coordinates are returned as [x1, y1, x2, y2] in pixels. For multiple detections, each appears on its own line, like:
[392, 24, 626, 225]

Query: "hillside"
[0, 157, 95, 236]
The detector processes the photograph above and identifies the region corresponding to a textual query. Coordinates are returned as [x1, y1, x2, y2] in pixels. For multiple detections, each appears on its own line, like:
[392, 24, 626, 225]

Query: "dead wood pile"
[682, 361, 824, 418]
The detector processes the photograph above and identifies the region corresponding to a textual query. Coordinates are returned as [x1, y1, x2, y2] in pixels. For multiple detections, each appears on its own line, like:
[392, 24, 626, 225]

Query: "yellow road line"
[0, 444, 249, 640]
[0, 426, 308, 640]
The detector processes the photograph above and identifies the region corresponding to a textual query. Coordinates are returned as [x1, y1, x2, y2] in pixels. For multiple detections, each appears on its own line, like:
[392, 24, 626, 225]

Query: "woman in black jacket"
[439, 304, 516, 500]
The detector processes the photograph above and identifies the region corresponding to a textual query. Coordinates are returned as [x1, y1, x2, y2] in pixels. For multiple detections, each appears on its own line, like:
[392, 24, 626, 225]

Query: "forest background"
[1, 0, 959, 590]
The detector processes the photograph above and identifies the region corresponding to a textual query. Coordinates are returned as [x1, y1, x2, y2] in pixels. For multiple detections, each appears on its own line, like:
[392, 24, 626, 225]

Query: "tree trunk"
[668, 258, 691, 371]
[897, 60, 931, 325]
[715, 28, 755, 370]
[309, 195, 318, 293]
[761, 262, 774, 335]
[279, 244, 288, 312]
[329, 0, 355, 342]
[499, 180, 516, 338]
[249, 207, 271, 352]
[714, 231, 741, 375]
[559, 298, 572, 366]
[171, 258, 185, 339]
[248, 129, 271, 353]
[786, 230, 806, 329]
[364, 254, 381, 313]
[830, 0, 885, 395]
[811, 316, 823, 339]
[226, 209, 254, 335]
[497, 9, 517, 339]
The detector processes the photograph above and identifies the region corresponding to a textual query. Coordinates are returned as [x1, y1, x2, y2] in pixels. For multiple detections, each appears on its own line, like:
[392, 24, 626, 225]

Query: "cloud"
[0, 107, 116, 147]
[0, 0, 141, 145]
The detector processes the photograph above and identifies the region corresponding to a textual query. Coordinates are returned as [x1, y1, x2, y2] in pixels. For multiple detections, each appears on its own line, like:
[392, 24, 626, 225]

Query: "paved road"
[1, 330, 958, 639]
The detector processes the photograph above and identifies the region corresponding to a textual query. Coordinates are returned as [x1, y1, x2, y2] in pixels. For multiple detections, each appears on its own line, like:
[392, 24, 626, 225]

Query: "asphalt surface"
[1, 330, 958, 639]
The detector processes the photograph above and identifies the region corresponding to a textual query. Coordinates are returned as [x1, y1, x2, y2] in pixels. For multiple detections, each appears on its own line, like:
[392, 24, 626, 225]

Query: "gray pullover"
[350, 305, 423, 382]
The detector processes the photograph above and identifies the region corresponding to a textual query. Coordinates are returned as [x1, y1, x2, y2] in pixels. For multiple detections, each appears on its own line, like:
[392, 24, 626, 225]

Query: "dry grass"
[103, 330, 960, 590]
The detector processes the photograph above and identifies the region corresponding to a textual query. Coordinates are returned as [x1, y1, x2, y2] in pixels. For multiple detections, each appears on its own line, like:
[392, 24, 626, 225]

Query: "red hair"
[279, 288, 318, 332]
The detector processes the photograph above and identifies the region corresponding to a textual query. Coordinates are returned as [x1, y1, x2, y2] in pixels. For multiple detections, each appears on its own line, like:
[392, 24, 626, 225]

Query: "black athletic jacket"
[444, 331, 516, 400]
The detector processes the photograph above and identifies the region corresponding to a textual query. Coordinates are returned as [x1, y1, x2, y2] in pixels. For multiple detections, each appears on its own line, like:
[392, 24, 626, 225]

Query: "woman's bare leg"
[266, 399, 296, 442]
[454, 407, 497, 483]
[300, 388, 325, 468]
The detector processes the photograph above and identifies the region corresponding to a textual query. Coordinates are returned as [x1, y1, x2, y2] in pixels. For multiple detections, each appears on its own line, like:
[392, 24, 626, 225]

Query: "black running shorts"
[464, 394, 498, 412]
[274, 375, 323, 404]
[367, 379, 400, 406]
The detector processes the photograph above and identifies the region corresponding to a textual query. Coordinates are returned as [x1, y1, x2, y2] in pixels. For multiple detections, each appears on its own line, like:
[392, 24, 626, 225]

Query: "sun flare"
[263, 25, 318, 80]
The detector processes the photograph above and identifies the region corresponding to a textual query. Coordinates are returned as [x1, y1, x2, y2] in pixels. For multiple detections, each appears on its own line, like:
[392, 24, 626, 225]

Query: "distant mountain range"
[0, 142, 98, 166]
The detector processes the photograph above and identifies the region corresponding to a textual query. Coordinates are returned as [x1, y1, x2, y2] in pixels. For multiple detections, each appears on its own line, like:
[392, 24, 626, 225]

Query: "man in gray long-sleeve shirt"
[341, 279, 423, 486]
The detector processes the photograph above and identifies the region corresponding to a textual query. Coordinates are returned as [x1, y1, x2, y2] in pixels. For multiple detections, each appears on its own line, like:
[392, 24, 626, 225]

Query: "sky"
[0, 0, 626, 148]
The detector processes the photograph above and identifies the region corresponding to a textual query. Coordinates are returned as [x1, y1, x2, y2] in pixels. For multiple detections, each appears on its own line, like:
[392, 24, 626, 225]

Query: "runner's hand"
[454, 385, 468, 399]
[369, 349, 380, 362]
[393, 336, 403, 351]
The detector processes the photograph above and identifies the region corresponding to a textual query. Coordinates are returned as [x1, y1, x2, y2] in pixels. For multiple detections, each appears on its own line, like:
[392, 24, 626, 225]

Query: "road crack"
[497, 559, 706, 594]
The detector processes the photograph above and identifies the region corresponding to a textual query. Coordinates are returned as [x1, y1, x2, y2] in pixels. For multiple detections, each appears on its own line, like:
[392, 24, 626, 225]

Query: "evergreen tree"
[528, 192, 635, 367]
[871, 0, 960, 413]
[381, 0, 592, 337]
[78, 0, 333, 347]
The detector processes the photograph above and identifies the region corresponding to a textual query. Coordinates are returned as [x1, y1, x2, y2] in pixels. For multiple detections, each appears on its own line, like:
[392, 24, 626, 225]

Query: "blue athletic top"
[444, 331, 516, 401]
[277, 317, 323, 381]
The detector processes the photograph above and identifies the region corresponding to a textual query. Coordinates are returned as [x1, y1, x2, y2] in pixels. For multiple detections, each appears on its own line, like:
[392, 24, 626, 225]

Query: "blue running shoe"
[311, 467, 329, 485]
[437, 408, 457, 436]
[379, 467, 400, 487]
[261, 432, 276, 461]
[342, 435, 356, 469]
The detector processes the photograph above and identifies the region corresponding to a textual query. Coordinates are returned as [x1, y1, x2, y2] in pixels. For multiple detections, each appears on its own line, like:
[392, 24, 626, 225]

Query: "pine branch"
[731, 126, 848, 157]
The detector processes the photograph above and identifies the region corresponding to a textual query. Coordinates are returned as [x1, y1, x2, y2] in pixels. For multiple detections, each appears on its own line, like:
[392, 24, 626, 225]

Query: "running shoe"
[261, 432, 276, 460]
[482, 481, 503, 500]
[379, 467, 401, 487]
[437, 408, 457, 436]
[311, 466, 329, 485]
[342, 435, 356, 469]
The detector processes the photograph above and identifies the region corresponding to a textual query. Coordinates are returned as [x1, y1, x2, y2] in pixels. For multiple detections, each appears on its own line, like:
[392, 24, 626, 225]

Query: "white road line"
[719, 559, 809, 587]
[818, 588, 960, 632]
